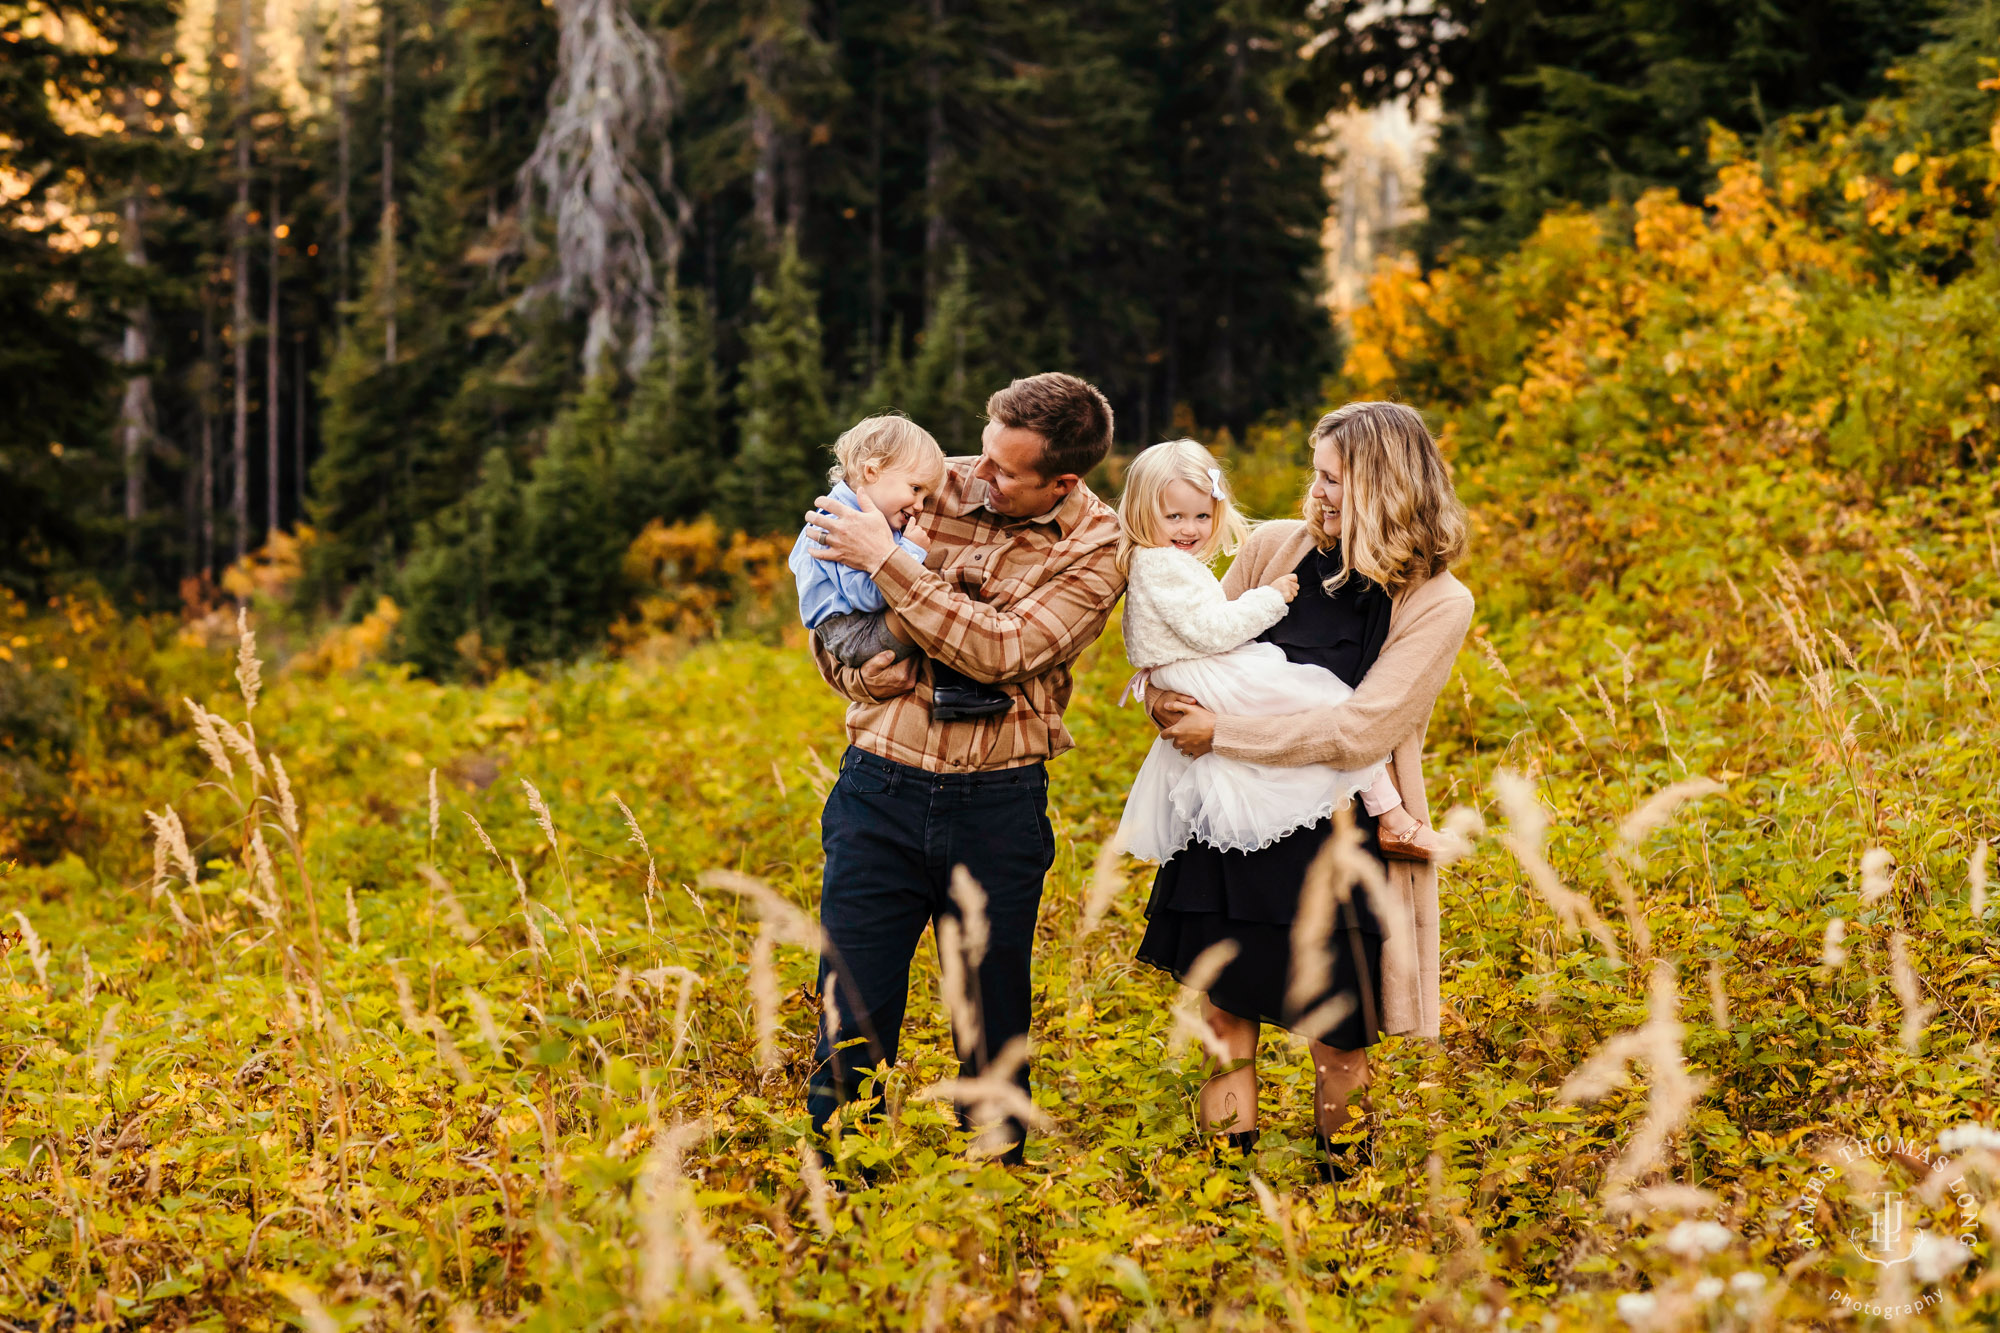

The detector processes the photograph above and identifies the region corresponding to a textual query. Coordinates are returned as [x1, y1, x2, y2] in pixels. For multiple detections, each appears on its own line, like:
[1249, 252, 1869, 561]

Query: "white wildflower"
[1859, 847, 1896, 906]
[1616, 1292, 1658, 1328]
[1910, 1231, 1973, 1284]
[1661, 1219, 1733, 1259]
[1938, 1124, 2000, 1153]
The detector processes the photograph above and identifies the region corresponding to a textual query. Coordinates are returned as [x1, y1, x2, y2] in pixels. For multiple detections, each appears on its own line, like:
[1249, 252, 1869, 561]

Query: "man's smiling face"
[972, 420, 1072, 518]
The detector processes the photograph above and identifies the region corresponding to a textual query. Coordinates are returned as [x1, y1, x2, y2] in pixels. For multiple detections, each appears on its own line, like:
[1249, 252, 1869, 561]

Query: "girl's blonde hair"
[1302, 402, 1468, 594]
[1115, 439, 1250, 573]
[830, 413, 946, 489]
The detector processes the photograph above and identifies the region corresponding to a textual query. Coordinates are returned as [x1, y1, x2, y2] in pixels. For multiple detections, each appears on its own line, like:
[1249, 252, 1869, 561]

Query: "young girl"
[1115, 439, 1442, 862]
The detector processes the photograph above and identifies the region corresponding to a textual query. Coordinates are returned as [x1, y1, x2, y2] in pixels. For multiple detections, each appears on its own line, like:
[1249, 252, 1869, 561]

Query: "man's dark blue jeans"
[808, 745, 1054, 1162]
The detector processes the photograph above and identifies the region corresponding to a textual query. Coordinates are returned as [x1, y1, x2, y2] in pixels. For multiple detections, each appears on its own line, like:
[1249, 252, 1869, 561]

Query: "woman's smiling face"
[1158, 478, 1216, 553]
[1309, 437, 1344, 536]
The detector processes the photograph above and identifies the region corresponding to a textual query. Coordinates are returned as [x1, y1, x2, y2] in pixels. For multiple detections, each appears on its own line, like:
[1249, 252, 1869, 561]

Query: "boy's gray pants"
[815, 610, 914, 668]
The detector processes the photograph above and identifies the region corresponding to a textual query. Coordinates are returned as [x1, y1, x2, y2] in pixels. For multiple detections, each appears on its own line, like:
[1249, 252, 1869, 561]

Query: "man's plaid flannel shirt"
[810, 456, 1126, 773]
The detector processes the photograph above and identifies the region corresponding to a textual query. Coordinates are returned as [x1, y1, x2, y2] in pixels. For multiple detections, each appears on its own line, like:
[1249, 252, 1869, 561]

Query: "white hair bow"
[1207, 466, 1224, 500]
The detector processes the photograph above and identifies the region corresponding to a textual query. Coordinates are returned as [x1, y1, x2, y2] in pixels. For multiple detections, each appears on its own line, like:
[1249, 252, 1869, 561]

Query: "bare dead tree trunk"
[380, 2, 397, 365]
[119, 179, 157, 566]
[267, 176, 282, 536]
[231, 0, 254, 562]
[923, 0, 949, 303]
[335, 0, 352, 306]
[520, 0, 685, 373]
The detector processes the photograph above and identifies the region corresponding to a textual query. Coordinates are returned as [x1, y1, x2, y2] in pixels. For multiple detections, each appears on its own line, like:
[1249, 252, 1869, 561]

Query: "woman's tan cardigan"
[1215, 520, 1474, 1041]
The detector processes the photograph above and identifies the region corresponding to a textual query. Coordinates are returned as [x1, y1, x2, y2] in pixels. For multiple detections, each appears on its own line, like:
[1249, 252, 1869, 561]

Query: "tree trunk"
[923, 0, 949, 303]
[336, 0, 352, 306]
[267, 176, 282, 536]
[867, 57, 884, 372]
[1215, 30, 1244, 429]
[232, 0, 254, 562]
[200, 288, 217, 576]
[294, 333, 306, 513]
[749, 38, 779, 249]
[119, 180, 156, 566]
[380, 3, 397, 365]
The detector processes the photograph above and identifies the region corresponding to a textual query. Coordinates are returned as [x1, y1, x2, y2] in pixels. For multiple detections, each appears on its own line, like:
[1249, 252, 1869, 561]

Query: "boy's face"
[857, 460, 938, 532]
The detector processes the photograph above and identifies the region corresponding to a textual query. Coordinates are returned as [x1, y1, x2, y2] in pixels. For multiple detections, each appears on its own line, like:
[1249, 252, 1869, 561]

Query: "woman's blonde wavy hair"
[1302, 402, 1467, 595]
[1115, 439, 1249, 573]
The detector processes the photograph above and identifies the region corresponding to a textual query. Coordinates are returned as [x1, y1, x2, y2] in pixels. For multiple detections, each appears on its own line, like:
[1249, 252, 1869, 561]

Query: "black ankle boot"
[1225, 1129, 1260, 1157]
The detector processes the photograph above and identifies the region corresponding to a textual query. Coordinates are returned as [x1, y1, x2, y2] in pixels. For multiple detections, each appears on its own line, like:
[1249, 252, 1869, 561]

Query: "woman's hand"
[1159, 699, 1217, 758]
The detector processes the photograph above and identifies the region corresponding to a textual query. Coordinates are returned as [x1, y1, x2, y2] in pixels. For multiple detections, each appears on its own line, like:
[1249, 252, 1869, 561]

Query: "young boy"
[788, 415, 1012, 721]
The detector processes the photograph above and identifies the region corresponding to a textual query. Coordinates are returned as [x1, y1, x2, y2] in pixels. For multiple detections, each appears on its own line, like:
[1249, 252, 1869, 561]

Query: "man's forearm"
[873, 547, 1117, 685]
[809, 631, 915, 702]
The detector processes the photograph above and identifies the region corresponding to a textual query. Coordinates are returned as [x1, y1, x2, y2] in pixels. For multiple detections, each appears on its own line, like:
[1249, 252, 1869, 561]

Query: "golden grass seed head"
[234, 606, 263, 712]
[183, 698, 235, 779]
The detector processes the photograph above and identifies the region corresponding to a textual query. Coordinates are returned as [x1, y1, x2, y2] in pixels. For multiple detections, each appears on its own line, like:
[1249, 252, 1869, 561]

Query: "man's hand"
[858, 648, 918, 699]
[806, 490, 899, 573]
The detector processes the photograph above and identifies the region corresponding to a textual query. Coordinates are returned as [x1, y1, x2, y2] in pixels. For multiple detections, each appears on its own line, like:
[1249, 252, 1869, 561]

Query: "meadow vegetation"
[6, 69, 2000, 1333]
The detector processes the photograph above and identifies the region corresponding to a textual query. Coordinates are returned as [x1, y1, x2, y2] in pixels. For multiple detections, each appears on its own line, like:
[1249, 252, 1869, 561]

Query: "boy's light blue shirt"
[788, 481, 929, 629]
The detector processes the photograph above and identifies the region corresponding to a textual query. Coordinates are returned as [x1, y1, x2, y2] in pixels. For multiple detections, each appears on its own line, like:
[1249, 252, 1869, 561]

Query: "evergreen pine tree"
[304, 226, 415, 608]
[611, 290, 722, 533]
[901, 250, 990, 455]
[520, 375, 630, 658]
[308, 0, 565, 614]
[842, 314, 910, 425]
[1, 0, 178, 595]
[398, 446, 533, 677]
[719, 235, 833, 533]
[1295, 0, 1946, 257]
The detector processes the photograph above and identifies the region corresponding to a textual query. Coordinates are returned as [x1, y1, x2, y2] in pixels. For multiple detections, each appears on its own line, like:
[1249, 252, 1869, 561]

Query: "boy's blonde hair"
[1115, 439, 1250, 573]
[1302, 402, 1467, 595]
[830, 413, 946, 489]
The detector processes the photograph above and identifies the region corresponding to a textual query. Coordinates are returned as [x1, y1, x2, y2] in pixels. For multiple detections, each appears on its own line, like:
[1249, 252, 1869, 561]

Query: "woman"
[1136, 401, 1473, 1180]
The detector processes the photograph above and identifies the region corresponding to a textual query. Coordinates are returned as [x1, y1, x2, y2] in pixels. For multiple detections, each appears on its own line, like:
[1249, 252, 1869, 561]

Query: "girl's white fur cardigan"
[1120, 545, 1288, 670]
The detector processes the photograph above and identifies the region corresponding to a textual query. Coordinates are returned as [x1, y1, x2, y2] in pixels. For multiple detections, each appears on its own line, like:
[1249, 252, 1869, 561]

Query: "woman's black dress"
[1134, 545, 1394, 1048]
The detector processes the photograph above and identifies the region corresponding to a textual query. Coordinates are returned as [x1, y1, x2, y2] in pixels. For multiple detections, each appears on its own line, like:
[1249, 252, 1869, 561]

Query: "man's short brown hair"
[985, 372, 1114, 479]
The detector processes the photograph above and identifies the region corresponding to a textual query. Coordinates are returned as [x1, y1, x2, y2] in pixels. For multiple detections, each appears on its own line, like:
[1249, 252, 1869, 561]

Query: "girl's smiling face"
[1158, 478, 1216, 554]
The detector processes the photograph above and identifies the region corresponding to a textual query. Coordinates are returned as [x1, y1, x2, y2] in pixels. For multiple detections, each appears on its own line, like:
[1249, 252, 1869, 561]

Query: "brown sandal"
[1375, 824, 1439, 863]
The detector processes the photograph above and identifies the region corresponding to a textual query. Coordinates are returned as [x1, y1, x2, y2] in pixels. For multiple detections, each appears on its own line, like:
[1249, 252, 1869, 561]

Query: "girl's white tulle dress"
[1115, 546, 1388, 863]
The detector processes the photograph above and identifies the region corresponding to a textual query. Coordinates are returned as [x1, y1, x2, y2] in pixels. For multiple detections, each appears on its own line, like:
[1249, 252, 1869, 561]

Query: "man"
[801, 371, 1122, 1164]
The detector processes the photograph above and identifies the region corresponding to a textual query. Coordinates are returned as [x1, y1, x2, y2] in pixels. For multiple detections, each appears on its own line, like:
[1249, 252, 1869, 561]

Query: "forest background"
[0, 0, 1973, 667]
[7, 0, 2000, 1329]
